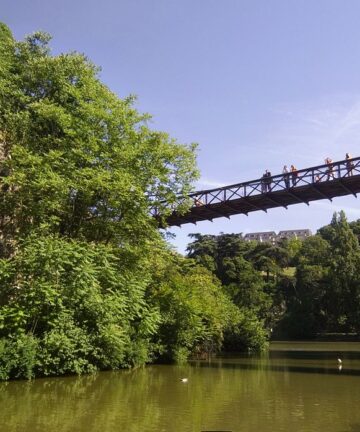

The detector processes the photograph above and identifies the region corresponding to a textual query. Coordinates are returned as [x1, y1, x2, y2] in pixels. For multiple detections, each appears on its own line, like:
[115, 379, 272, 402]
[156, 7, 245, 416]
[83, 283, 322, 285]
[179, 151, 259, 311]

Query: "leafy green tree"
[186, 233, 276, 345]
[187, 233, 251, 272]
[147, 252, 240, 361]
[0, 235, 161, 379]
[320, 212, 360, 332]
[245, 243, 290, 280]
[280, 213, 360, 337]
[349, 219, 360, 242]
[221, 256, 270, 312]
[187, 234, 269, 309]
[186, 233, 218, 272]
[0, 23, 198, 256]
[280, 263, 328, 338]
[277, 237, 302, 266]
[0, 23, 201, 379]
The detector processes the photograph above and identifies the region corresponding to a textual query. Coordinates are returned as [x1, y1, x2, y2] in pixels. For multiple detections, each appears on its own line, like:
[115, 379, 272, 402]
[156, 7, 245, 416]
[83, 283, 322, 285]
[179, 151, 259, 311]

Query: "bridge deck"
[163, 157, 360, 227]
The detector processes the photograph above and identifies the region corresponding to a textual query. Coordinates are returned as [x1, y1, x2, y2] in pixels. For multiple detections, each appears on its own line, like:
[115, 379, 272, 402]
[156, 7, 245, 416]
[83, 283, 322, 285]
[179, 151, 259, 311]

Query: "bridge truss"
[162, 157, 360, 227]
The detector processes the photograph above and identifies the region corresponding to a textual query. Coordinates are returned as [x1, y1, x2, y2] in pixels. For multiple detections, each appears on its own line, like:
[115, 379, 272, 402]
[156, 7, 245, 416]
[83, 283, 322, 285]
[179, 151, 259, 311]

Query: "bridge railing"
[151, 157, 360, 219]
[185, 157, 360, 208]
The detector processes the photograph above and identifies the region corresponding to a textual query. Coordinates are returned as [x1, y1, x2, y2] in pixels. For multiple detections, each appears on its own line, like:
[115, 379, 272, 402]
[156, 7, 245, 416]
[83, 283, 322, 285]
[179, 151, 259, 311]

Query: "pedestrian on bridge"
[261, 170, 272, 192]
[283, 165, 290, 188]
[346, 153, 354, 176]
[325, 157, 335, 180]
[290, 165, 298, 186]
[265, 170, 272, 192]
[261, 171, 267, 193]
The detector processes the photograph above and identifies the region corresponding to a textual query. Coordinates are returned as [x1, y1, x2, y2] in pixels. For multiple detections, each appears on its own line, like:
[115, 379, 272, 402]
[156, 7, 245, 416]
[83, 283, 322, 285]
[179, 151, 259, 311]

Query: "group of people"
[262, 164, 298, 192]
[282, 165, 299, 188]
[193, 154, 356, 207]
[262, 153, 355, 193]
[320, 153, 354, 181]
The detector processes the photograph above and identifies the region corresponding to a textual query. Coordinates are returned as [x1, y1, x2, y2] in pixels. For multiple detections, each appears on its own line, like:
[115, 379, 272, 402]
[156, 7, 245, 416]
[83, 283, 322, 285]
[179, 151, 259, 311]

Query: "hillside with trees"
[187, 211, 360, 340]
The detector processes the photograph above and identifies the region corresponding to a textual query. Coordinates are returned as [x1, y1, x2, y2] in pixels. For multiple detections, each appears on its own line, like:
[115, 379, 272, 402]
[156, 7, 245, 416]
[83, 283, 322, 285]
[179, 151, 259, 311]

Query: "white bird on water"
[180, 378, 188, 383]
[338, 358, 342, 364]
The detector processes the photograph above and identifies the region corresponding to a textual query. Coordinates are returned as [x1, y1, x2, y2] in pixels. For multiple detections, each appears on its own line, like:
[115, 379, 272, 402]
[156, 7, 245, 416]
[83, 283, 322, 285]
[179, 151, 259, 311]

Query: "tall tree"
[0, 23, 199, 379]
[186, 233, 276, 337]
[321, 212, 360, 332]
[0, 24, 198, 256]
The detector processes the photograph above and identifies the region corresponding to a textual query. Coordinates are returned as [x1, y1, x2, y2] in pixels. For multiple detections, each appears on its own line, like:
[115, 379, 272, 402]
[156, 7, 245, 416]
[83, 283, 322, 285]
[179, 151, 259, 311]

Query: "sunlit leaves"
[0, 23, 198, 252]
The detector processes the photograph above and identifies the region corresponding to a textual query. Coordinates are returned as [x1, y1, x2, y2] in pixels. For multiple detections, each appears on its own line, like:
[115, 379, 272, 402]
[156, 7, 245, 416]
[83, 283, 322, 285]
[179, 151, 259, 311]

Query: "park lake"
[1, 341, 360, 432]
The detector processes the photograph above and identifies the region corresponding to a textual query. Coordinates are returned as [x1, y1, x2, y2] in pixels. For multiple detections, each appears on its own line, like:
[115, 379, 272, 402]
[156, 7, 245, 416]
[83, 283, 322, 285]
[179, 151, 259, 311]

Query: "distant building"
[244, 231, 277, 244]
[244, 229, 312, 243]
[277, 229, 312, 241]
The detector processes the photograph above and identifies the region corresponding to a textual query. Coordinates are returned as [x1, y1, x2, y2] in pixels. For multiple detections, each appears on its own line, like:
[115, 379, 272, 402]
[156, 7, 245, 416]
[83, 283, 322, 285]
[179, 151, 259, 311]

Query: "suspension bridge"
[160, 157, 360, 227]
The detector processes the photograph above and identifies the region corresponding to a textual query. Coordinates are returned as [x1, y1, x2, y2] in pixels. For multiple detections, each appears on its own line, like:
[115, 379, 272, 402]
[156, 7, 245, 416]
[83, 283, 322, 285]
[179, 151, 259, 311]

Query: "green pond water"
[2, 342, 360, 432]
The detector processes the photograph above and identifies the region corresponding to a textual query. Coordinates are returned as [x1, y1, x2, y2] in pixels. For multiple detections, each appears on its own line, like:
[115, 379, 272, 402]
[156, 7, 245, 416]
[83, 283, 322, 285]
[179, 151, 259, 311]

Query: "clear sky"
[3, 0, 360, 253]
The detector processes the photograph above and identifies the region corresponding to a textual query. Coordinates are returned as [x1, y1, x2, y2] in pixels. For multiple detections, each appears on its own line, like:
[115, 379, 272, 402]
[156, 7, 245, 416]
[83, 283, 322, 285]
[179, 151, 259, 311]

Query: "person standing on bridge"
[266, 170, 272, 192]
[283, 165, 290, 188]
[346, 153, 354, 176]
[261, 171, 267, 193]
[325, 157, 335, 180]
[290, 165, 298, 186]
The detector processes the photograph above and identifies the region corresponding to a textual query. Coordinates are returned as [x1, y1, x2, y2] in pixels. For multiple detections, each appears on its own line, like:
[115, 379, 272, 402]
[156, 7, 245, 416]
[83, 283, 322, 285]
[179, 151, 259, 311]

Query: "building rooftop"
[243, 229, 312, 243]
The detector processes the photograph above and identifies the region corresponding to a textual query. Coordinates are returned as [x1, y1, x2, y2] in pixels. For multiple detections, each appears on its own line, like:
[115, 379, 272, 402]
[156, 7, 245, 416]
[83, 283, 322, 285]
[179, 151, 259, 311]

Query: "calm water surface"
[2, 342, 360, 432]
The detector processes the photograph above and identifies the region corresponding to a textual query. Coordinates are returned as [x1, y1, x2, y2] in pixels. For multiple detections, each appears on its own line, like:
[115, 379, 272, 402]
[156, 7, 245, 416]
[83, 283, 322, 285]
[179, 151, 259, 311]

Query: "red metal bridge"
[162, 157, 360, 227]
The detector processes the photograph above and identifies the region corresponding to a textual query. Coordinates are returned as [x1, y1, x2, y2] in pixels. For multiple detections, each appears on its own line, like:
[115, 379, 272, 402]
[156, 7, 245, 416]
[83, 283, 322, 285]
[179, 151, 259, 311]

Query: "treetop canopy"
[0, 23, 198, 251]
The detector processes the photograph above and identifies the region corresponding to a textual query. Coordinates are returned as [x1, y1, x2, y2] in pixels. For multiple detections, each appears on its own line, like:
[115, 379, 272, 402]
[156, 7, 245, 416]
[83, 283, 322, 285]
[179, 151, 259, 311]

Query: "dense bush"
[148, 254, 241, 361]
[0, 235, 161, 378]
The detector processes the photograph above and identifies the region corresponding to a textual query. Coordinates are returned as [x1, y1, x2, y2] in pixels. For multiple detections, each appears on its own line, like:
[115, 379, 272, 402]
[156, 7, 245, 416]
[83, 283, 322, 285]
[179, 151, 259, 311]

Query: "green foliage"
[148, 252, 240, 361]
[321, 212, 360, 332]
[279, 263, 327, 338]
[349, 219, 360, 242]
[7, 22, 360, 381]
[0, 334, 38, 380]
[280, 212, 360, 338]
[222, 256, 270, 312]
[0, 235, 162, 378]
[0, 23, 281, 379]
[186, 215, 360, 341]
[186, 233, 277, 349]
[0, 23, 198, 256]
[224, 310, 269, 352]
[0, 23, 204, 380]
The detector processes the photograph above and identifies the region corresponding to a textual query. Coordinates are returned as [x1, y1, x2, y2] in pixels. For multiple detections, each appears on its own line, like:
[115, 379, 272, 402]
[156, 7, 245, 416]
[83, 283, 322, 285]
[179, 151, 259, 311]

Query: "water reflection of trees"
[1, 361, 360, 432]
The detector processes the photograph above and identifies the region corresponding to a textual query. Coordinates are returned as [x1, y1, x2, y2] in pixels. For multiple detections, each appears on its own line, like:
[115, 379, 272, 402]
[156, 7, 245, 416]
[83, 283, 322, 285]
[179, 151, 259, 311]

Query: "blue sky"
[3, 0, 360, 253]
